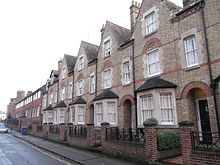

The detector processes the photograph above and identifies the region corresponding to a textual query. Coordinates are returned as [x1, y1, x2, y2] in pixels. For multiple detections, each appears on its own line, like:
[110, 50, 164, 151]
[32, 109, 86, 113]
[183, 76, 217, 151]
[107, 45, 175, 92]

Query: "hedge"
[157, 130, 181, 151]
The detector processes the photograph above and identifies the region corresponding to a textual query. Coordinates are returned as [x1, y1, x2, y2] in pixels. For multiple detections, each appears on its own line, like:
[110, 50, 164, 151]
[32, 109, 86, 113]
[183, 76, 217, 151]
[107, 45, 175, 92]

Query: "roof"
[54, 101, 67, 108]
[136, 77, 177, 92]
[69, 97, 86, 105]
[64, 54, 77, 73]
[80, 41, 99, 63]
[43, 105, 53, 111]
[106, 21, 131, 46]
[93, 90, 119, 101]
[50, 70, 59, 78]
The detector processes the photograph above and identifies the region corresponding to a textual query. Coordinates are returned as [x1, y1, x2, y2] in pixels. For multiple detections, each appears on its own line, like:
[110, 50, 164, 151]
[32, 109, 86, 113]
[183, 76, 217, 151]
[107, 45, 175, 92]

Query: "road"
[0, 133, 70, 165]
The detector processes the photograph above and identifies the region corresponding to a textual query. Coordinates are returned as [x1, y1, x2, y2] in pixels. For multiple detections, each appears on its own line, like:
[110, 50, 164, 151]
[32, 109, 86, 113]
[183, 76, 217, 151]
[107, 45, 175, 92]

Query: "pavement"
[10, 130, 147, 165]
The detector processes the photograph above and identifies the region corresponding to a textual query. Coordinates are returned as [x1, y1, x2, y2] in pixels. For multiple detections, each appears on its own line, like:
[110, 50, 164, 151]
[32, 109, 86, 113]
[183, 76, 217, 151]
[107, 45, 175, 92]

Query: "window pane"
[107, 102, 116, 123]
[147, 49, 159, 76]
[96, 103, 103, 123]
[184, 36, 198, 67]
[142, 95, 153, 122]
[160, 93, 174, 124]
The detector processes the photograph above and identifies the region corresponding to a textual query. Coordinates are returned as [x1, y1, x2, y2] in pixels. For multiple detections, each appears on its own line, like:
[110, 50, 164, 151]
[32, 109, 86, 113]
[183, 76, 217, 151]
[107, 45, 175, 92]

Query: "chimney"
[100, 24, 105, 39]
[16, 90, 25, 101]
[27, 91, 32, 96]
[130, 1, 141, 32]
[183, 0, 198, 8]
[58, 58, 63, 71]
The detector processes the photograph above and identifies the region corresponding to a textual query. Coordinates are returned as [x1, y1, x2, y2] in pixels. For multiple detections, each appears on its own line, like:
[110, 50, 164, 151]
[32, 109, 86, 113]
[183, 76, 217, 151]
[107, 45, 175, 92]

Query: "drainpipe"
[72, 71, 75, 102]
[131, 39, 137, 128]
[95, 59, 98, 97]
[200, 6, 220, 132]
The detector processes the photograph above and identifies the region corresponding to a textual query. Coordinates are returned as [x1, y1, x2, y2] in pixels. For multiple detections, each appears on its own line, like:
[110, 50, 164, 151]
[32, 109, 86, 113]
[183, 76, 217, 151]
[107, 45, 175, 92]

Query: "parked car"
[0, 123, 8, 133]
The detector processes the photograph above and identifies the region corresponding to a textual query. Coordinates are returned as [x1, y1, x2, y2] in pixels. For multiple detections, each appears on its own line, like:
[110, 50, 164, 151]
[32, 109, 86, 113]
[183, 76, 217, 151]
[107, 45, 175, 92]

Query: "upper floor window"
[184, 35, 198, 67]
[62, 67, 66, 79]
[78, 79, 84, 96]
[54, 91, 57, 103]
[60, 87, 65, 100]
[68, 83, 73, 99]
[104, 68, 111, 89]
[90, 74, 95, 93]
[50, 92, 53, 104]
[145, 12, 156, 35]
[123, 61, 131, 84]
[104, 37, 111, 57]
[147, 47, 160, 77]
[79, 56, 84, 70]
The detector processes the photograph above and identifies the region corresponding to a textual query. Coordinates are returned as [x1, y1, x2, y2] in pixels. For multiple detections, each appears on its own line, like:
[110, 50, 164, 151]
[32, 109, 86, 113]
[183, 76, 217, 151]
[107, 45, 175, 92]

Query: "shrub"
[157, 130, 181, 151]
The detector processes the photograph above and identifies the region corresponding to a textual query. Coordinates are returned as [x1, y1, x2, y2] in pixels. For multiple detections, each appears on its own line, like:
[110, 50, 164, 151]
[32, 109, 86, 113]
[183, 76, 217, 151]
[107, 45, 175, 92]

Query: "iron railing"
[49, 125, 60, 134]
[36, 125, 43, 132]
[7, 118, 19, 125]
[191, 131, 220, 152]
[106, 127, 145, 143]
[28, 124, 32, 131]
[69, 125, 87, 138]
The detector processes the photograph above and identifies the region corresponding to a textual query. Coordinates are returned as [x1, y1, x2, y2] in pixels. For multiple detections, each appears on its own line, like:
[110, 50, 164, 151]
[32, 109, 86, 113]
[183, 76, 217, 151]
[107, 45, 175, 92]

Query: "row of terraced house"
[8, 0, 220, 164]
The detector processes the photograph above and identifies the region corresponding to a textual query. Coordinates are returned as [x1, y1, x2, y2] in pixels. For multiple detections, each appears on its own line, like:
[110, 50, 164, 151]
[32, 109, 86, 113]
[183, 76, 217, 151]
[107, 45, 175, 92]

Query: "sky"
[0, 0, 182, 112]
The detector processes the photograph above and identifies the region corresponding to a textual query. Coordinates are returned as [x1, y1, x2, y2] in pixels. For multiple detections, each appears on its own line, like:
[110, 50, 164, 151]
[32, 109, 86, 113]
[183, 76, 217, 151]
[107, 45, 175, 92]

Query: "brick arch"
[102, 60, 113, 71]
[143, 38, 161, 54]
[120, 95, 135, 107]
[77, 73, 84, 81]
[87, 101, 94, 109]
[181, 82, 212, 99]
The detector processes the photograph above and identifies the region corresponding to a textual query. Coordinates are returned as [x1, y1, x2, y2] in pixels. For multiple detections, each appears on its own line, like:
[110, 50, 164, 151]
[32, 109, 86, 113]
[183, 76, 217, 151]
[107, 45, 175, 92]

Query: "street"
[0, 133, 70, 165]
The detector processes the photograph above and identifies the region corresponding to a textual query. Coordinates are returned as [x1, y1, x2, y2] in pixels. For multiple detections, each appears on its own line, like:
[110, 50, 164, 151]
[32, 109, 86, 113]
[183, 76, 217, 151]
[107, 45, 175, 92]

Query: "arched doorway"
[88, 104, 94, 124]
[123, 99, 132, 128]
[182, 83, 212, 143]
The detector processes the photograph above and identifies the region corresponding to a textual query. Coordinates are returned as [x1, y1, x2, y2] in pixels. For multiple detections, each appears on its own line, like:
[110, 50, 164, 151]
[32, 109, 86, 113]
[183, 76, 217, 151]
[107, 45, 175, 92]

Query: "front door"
[198, 99, 212, 144]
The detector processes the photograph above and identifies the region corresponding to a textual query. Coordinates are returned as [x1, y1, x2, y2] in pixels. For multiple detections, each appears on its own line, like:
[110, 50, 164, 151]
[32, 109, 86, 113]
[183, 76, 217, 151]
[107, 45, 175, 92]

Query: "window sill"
[147, 73, 161, 79]
[184, 65, 200, 71]
[144, 30, 157, 38]
[103, 55, 111, 60]
[123, 82, 131, 87]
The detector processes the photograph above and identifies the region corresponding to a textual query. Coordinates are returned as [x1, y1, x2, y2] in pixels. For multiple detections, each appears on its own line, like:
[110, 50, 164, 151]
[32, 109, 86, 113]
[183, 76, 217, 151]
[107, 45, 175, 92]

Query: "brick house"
[15, 85, 45, 128]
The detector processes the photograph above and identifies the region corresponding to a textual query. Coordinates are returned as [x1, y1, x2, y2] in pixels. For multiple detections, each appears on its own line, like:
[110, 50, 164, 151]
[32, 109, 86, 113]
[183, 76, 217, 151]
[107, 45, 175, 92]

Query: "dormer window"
[79, 56, 84, 71]
[103, 36, 111, 57]
[145, 12, 156, 35]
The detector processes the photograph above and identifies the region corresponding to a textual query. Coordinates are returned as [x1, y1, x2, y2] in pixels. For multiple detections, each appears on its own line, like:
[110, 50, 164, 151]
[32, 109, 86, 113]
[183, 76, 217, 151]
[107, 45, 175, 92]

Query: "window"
[53, 110, 57, 124]
[77, 106, 85, 123]
[104, 39, 111, 57]
[47, 111, 53, 123]
[62, 67, 66, 79]
[90, 75, 95, 93]
[147, 49, 160, 76]
[68, 83, 73, 99]
[50, 92, 53, 104]
[184, 35, 198, 67]
[78, 80, 84, 96]
[71, 107, 75, 123]
[145, 12, 156, 35]
[96, 103, 103, 124]
[54, 91, 57, 103]
[79, 56, 84, 70]
[141, 95, 154, 121]
[160, 93, 174, 125]
[104, 68, 111, 88]
[107, 102, 116, 123]
[59, 109, 65, 123]
[123, 61, 131, 83]
[60, 87, 65, 100]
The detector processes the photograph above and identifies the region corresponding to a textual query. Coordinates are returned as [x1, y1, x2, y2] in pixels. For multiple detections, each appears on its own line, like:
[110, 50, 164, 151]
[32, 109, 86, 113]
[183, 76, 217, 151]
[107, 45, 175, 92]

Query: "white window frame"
[123, 61, 131, 84]
[68, 83, 73, 99]
[71, 107, 75, 123]
[78, 79, 84, 96]
[106, 102, 116, 124]
[96, 103, 103, 125]
[60, 87, 65, 100]
[141, 95, 154, 122]
[54, 91, 57, 103]
[94, 99, 118, 126]
[53, 109, 57, 124]
[103, 36, 111, 58]
[47, 111, 53, 123]
[184, 35, 199, 68]
[62, 67, 66, 79]
[59, 109, 65, 123]
[90, 73, 95, 93]
[77, 106, 85, 124]
[50, 92, 53, 104]
[103, 68, 112, 89]
[145, 12, 156, 35]
[78, 55, 84, 71]
[146, 48, 160, 77]
[137, 89, 177, 127]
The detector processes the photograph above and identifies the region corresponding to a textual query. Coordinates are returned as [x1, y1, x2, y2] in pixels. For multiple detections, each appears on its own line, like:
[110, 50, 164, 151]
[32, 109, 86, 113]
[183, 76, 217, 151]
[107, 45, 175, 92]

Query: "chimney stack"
[130, 1, 141, 32]
[100, 24, 105, 39]
[16, 90, 25, 101]
[183, 0, 198, 8]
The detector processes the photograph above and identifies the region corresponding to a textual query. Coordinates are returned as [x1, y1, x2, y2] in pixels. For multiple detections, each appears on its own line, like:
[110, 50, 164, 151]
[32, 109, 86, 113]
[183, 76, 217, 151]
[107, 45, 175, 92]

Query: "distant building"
[0, 111, 6, 120]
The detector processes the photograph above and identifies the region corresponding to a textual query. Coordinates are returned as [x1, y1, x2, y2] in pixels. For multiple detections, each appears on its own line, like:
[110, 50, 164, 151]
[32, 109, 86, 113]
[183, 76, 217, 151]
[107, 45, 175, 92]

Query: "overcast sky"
[0, 0, 182, 112]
